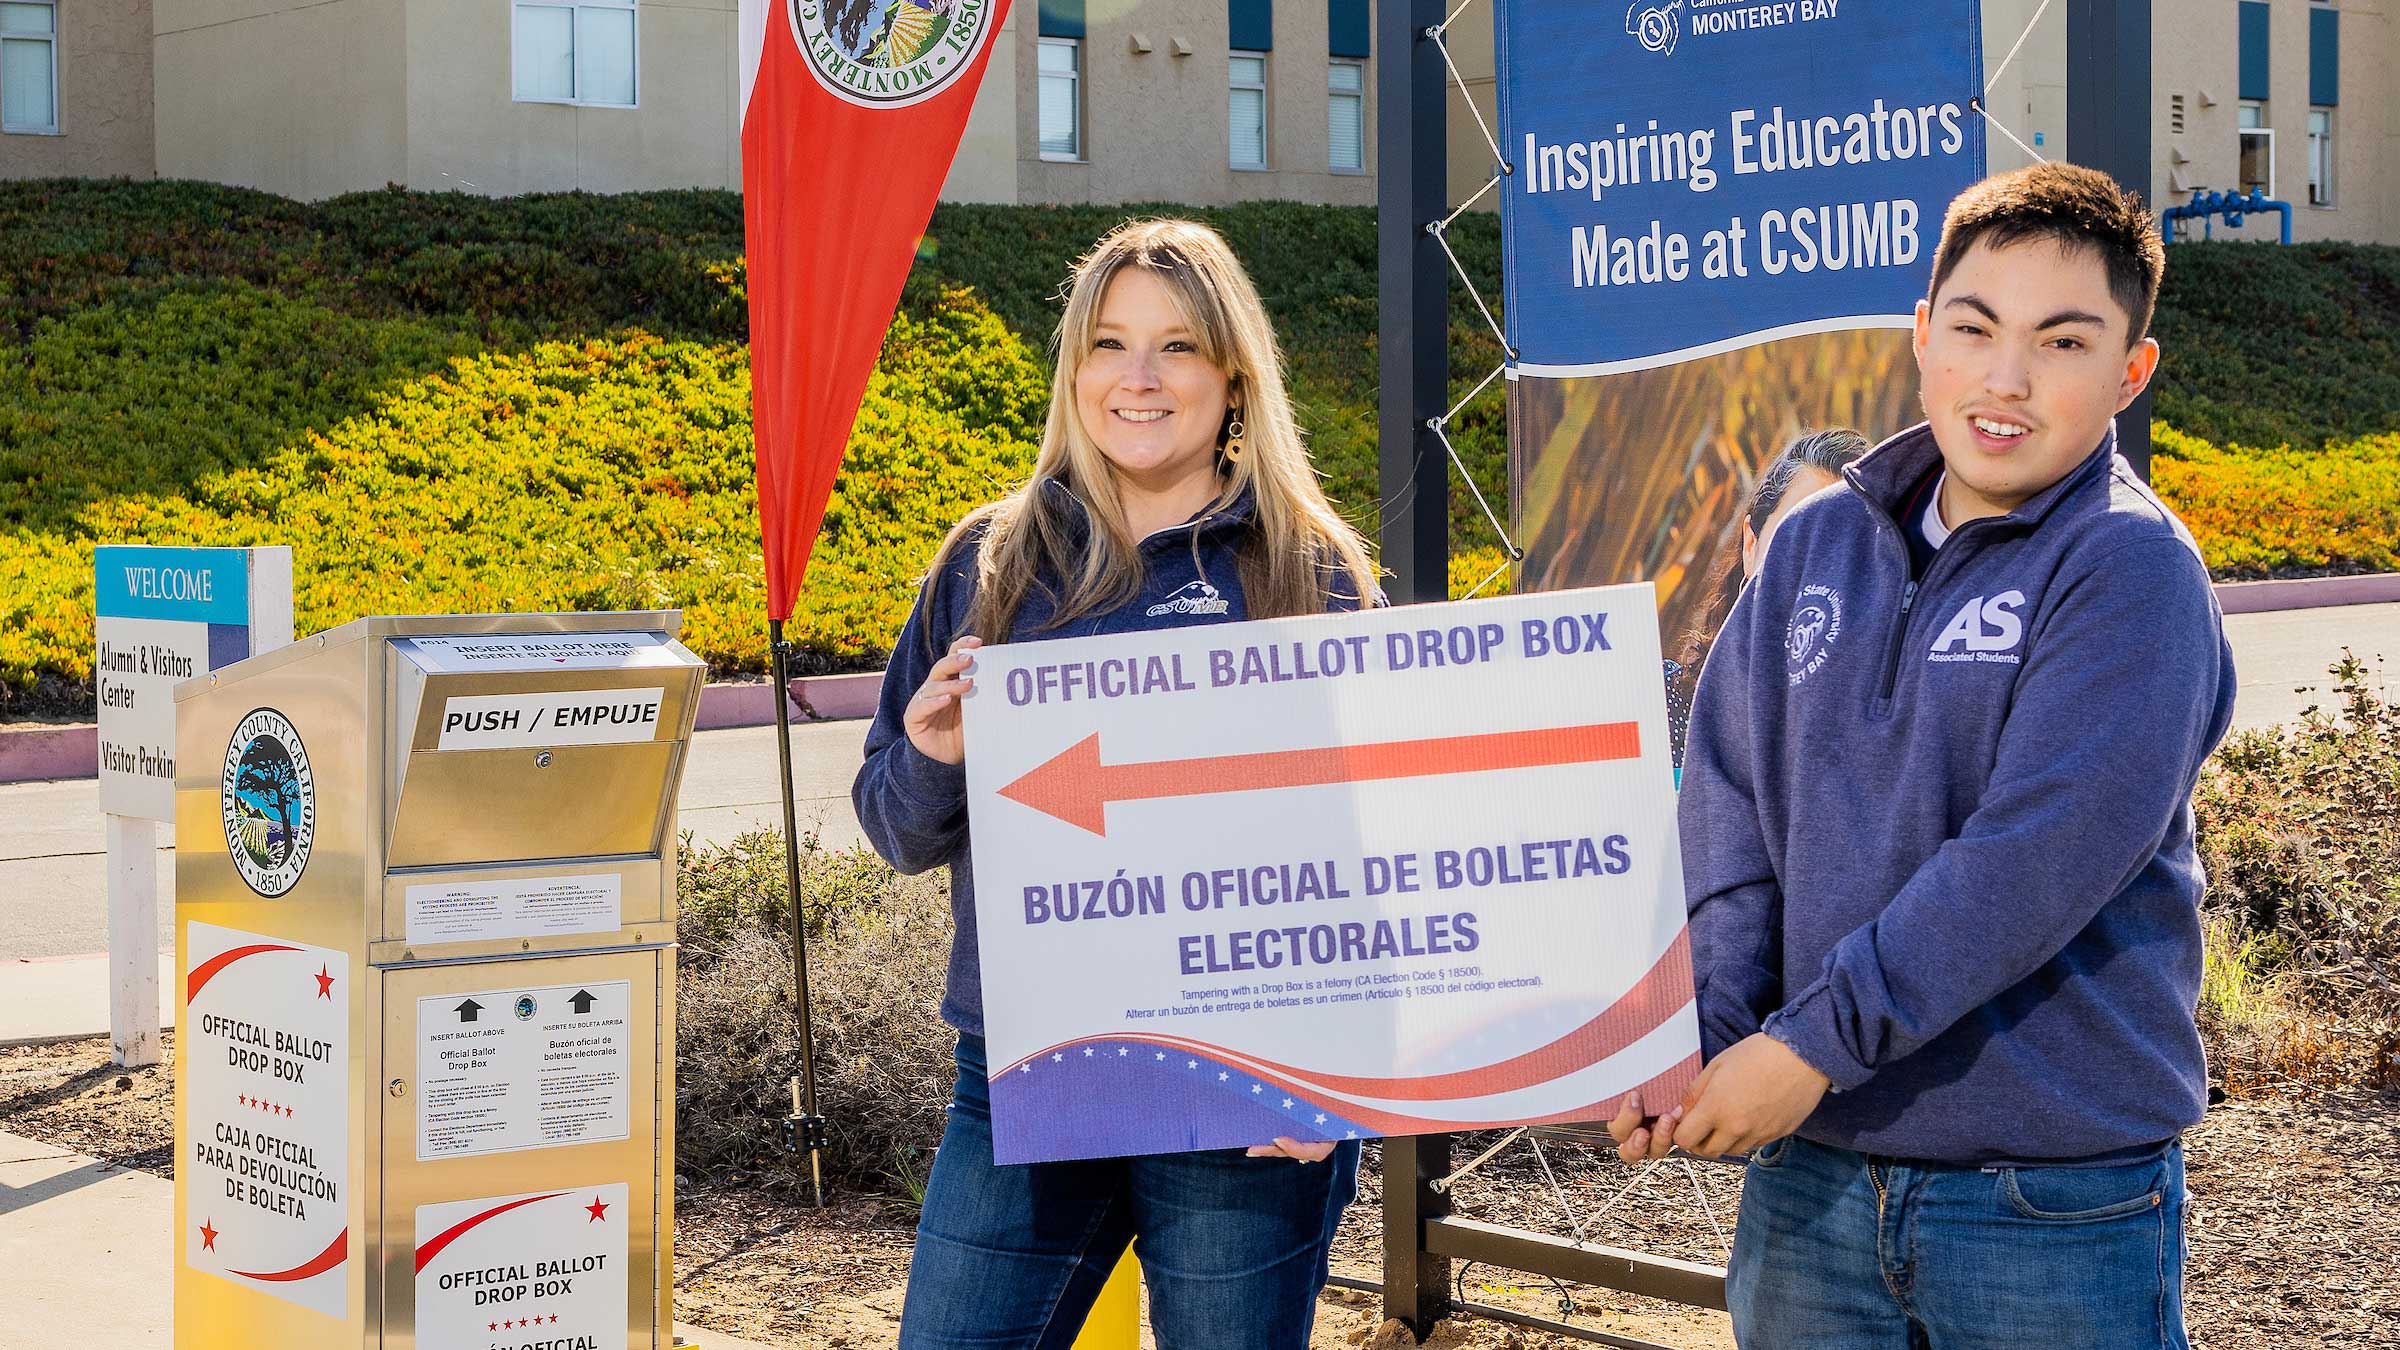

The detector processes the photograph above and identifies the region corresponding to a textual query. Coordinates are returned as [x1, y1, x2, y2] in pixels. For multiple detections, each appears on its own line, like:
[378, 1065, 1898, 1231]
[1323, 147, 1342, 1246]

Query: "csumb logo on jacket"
[1786, 583, 1843, 686]
[1146, 580, 1231, 619]
[1928, 590, 2026, 665]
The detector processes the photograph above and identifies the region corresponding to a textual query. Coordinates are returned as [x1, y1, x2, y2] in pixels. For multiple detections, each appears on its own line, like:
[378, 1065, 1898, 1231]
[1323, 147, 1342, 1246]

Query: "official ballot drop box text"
[172, 613, 705, 1350]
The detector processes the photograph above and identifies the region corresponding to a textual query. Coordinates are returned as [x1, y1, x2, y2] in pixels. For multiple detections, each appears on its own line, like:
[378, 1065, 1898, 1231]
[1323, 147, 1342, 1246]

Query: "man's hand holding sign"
[952, 587, 1698, 1165]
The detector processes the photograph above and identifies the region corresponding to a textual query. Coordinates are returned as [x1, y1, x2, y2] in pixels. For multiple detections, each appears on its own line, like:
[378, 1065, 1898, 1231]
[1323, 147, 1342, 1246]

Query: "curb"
[0, 670, 887, 787]
[2211, 572, 2400, 616]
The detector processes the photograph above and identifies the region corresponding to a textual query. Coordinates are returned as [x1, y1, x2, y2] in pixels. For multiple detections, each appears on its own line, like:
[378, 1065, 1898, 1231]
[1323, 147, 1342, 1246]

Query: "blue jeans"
[898, 1035, 1361, 1350]
[1729, 1135, 2189, 1349]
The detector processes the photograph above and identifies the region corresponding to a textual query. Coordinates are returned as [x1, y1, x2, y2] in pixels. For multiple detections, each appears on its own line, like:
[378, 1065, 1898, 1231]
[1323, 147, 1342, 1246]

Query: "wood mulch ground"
[6, 1033, 2394, 1348]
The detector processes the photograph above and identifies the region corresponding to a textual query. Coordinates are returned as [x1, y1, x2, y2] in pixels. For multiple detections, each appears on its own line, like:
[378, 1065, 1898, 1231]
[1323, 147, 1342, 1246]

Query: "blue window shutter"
[2311, 7, 2340, 106]
[1328, 0, 1369, 58]
[2238, 2, 2271, 102]
[1039, 0, 1084, 39]
[1231, 0, 1274, 52]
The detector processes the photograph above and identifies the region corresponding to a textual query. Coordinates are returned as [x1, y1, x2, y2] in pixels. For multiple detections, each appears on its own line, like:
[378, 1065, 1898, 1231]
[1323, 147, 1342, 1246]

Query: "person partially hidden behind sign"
[1662, 427, 1869, 766]
[1612, 162, 2236, 1348]
[853, 219, 1381, 1350]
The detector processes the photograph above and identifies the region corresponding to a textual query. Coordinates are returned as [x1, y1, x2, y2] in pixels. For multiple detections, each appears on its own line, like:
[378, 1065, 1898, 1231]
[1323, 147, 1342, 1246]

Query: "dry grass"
[676, 832, 958, 1197]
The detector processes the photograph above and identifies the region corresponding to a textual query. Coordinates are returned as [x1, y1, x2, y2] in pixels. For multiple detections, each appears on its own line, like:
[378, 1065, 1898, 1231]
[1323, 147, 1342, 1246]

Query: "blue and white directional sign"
[1499, 0, 1984, 377]
[94, 546, 292, 820]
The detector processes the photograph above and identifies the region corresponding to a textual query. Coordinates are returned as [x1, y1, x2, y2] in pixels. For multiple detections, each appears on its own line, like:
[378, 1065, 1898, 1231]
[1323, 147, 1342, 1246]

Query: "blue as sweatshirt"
[1680, 422, 2237, 1165]
[852, 482, 1367, 1036]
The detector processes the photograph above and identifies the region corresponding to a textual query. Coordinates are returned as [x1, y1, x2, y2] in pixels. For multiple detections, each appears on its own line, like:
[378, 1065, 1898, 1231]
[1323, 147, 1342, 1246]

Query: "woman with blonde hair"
[854, 219, 1379, 1349]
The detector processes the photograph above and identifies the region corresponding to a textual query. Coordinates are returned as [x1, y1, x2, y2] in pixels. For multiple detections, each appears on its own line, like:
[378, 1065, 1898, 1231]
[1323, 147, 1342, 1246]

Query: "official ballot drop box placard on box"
[172, 613, 705, 1350]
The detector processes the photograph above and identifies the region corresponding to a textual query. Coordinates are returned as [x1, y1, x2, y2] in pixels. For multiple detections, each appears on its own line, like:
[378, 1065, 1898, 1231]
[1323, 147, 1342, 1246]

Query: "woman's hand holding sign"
[905, 635, 981, 766]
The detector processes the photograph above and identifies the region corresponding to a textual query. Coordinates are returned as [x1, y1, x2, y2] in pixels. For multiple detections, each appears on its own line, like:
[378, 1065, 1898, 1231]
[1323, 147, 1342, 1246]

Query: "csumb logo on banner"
[1626, 0, 1854, 58]
[1500, 0, 1985, 376]
[790, 0, 996, 107]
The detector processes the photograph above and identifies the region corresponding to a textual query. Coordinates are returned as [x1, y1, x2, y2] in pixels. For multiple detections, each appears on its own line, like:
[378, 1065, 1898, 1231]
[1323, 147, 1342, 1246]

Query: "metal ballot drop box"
[172, 613, 704, 1350]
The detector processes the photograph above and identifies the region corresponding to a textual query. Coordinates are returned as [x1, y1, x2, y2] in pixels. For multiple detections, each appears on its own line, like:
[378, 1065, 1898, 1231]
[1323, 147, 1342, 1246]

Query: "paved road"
[3, 603, 2394, 967]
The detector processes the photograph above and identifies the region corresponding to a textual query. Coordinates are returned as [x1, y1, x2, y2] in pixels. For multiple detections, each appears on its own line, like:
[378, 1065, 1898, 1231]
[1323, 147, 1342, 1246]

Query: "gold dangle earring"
[1222, 405, 1246, 466]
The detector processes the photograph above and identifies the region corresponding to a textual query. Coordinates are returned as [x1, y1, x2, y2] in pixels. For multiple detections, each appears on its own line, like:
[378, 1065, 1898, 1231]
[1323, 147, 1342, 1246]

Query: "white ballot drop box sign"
[173, 613, 701, 1350]
[961, 585, 1701, 1164]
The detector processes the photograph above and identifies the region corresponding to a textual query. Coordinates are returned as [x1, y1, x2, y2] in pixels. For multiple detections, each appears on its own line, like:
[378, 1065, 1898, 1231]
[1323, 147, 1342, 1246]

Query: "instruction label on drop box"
[436, 688, 666, 750]
[405, 873, 623, 945]
[414, 1183, 628, 1350]
[418, 980, 632, 1161]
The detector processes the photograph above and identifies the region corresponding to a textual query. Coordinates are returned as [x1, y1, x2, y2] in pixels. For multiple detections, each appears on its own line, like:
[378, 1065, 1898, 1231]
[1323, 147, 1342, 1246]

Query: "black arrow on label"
[568, 989, 597, 1015]
[455, 999, 484, 1023]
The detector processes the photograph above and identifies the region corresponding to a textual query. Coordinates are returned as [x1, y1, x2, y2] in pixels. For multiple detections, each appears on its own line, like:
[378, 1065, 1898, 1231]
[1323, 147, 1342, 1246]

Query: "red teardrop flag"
[739, 0, 1012, 619]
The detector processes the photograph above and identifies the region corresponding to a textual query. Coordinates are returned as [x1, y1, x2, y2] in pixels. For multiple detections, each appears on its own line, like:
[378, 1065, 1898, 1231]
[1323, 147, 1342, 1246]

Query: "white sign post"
[94, 545, 292, 1067]
[960, 584, 1701, 1164]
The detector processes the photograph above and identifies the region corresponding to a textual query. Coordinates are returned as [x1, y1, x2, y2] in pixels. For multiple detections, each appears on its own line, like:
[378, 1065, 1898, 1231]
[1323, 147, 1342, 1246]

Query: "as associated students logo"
[1785, 583, 1844, 686]
[790, 0, 997, 108]
[1929, 590, 2028, 665]
[1625, 0, 1683, 56]
[221, 708, 315, 897]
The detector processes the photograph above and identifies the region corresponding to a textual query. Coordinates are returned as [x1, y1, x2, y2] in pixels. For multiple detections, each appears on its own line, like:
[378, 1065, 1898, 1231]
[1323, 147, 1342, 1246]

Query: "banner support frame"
[1376, 0, 1456, 1336]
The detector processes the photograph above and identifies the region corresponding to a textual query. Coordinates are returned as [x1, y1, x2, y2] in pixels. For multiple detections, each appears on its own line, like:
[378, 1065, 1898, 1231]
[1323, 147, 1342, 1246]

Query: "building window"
[1230, 52, 1268, 169]
[2237, 102, 2273, 198]
[513, 1, 637, 107]
[1037, 37, 1080, 160]
[1328, 59, 1365, 172]
[0, 0, 58, 135]
[2307, 108, 2333, 206]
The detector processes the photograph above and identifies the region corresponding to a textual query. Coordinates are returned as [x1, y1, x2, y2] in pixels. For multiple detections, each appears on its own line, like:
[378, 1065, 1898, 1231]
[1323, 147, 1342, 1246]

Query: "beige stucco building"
[0, 0, 153, 178]
[1, 2, 2392, 244]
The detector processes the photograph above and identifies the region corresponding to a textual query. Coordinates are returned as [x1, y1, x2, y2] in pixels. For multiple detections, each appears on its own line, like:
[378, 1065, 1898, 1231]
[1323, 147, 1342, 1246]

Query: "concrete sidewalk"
[0, 1128, 783, 1349]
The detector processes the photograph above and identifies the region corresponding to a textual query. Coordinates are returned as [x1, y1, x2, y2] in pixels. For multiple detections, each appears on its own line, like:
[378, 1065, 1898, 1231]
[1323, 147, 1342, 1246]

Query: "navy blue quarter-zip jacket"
[1680, 422, 2237, 1165]
[853, 482, 1368, 1036]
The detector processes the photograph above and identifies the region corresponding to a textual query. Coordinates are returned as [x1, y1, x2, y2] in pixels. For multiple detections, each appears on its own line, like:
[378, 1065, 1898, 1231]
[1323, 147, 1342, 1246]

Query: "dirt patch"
[7, 1035, 2394, 1348]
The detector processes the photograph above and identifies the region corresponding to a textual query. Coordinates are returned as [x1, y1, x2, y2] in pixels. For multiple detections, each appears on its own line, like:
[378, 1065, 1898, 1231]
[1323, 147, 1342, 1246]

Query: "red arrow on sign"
[997, 723, 1642, 837]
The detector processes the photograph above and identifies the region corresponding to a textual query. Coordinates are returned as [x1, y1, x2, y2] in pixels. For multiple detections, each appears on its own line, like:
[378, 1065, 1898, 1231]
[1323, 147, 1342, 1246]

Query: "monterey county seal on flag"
[792, 0, 997, 107]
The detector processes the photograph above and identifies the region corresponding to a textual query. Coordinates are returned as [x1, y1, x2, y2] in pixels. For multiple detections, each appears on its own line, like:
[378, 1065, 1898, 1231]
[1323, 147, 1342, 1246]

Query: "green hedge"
[2151, 241, 2400, 453]
[2, 180, 2395, 717]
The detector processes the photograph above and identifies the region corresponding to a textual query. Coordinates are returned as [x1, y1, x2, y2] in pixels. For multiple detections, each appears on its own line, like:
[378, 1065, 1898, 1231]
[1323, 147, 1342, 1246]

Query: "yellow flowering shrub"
[2151, 425, 2400, 580]
[0, 286, 1043, 705]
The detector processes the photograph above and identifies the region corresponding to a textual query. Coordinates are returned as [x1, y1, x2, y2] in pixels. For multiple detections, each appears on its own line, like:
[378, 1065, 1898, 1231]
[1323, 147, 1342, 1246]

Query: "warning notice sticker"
[405, 873, 624, 945]
[435, 688, 667, 751]
[183, 920, 350, 1320]
[418, 980, 632, 1162]
[414, 1183, 629, 1350]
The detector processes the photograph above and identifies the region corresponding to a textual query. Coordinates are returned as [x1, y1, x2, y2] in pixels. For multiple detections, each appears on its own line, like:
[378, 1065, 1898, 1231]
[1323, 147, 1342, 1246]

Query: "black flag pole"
[769, 618, 828, 1207]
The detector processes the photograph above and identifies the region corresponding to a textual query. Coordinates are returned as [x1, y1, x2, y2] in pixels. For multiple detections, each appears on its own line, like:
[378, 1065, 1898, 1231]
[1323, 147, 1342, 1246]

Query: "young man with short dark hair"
[1613, 162, 2236, 1347]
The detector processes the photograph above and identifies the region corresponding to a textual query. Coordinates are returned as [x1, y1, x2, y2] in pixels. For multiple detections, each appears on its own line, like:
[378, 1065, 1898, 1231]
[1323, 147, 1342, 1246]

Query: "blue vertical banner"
[1499, 0, 1984, 377]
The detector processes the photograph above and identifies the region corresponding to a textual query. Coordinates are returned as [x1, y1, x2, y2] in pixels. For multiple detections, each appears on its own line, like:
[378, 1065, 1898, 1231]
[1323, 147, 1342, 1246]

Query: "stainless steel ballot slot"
[172, 613, 704, 1350]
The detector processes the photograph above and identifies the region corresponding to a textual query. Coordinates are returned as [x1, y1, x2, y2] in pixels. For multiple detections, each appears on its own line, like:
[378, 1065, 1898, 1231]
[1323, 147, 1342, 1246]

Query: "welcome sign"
[94, 546, 293, 821]
[962, 588, 1700, 1164]
[1499, 0, 1984, 376]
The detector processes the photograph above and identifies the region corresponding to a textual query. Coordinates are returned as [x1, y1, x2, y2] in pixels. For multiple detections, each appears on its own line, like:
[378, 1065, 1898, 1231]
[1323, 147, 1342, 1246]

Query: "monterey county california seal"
[221, 707, 316, 897]
[791, 0, 996, 108]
